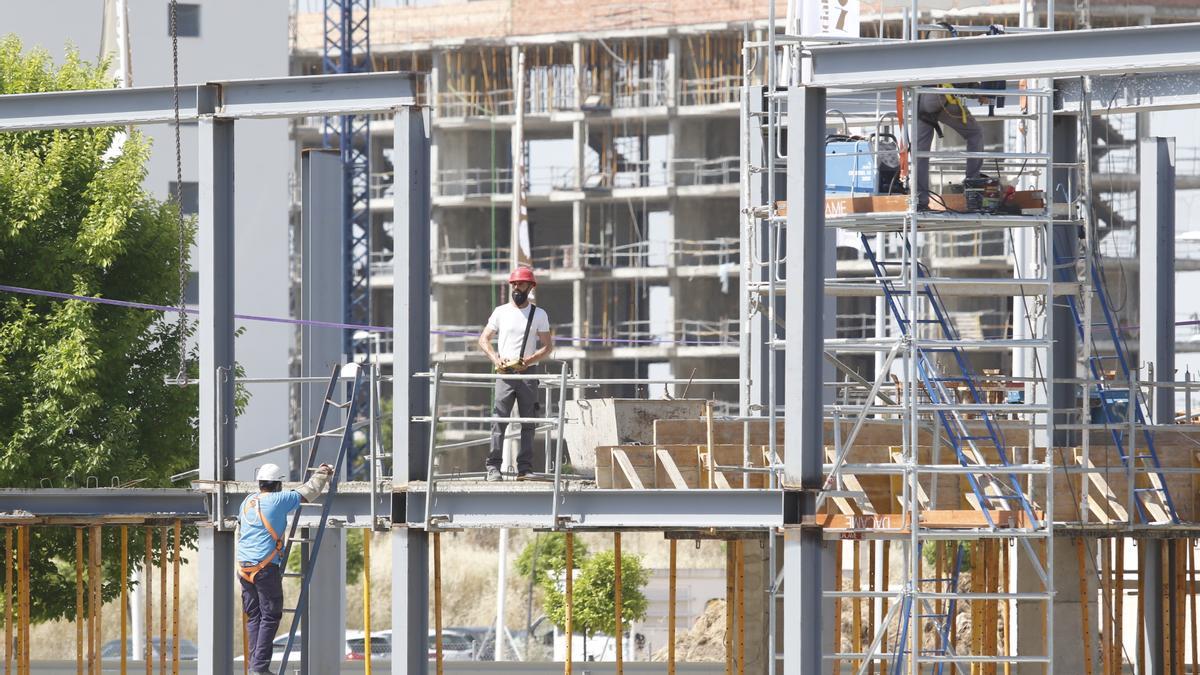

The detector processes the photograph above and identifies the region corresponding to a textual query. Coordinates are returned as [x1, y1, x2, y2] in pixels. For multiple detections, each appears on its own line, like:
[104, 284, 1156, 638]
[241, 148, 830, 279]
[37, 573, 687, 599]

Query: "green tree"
[542, 549, 649, 651]
[286, 528, 367, 586]
[0, 37, 197, 622]
[516, 532, 588, 587]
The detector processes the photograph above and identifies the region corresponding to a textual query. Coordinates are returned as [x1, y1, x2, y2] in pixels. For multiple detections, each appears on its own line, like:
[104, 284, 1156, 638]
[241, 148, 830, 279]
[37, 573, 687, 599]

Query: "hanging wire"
[170, 0, 190, 385]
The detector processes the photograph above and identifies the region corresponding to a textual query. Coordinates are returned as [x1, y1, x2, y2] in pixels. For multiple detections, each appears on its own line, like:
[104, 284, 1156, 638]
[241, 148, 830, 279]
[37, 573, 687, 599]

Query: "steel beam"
[784, 85, 829, 675]
[197, 116, 236, 675]
[1059, 72, 1200, 115]
[803, 23, 1200, 88]
[0, 73, 415, 131]
[392, 105, 431, 675]
[0, 489, 207, 519]
[213, 484, 389, 529]
[401, 487, 792, 529]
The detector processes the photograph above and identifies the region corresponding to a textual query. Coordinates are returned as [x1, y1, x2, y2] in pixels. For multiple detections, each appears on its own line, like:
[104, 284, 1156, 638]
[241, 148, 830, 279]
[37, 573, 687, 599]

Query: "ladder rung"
[326, 398, 352, 409]
[299, 502, 323, 506]
[282, 572, 303, 578]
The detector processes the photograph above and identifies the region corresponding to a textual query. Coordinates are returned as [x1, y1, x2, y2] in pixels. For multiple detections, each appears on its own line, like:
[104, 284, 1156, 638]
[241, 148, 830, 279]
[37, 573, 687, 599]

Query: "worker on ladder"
[237, 462, 333, 675]
[478, 267, 553, 481]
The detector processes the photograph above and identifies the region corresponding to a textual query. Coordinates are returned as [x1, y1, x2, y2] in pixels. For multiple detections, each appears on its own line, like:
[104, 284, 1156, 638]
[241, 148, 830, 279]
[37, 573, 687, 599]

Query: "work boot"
[516, 470, 535, 481]
[486, 467, 502, 482]
[250, 670, 276, 675]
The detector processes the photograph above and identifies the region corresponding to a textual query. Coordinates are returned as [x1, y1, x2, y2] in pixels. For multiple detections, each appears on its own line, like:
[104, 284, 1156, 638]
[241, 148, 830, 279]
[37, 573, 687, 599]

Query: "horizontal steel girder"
[0, 488, 208, 522]
[1058, 71, 1200, 114]
[400, 486, 799, 530]
[804, 23, 1200, 88]
[0, 72, 416, 131]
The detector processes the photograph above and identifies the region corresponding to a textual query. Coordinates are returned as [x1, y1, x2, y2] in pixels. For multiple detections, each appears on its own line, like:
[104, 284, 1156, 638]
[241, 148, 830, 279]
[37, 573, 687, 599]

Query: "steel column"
[392, 104, 432, 675]
[784, 85, 828, 675]
[1052, 113, 1079, 446]
[197, 115, 236, 675]
[298, 148, 348, 675]
[1138, 137, 1176, 426]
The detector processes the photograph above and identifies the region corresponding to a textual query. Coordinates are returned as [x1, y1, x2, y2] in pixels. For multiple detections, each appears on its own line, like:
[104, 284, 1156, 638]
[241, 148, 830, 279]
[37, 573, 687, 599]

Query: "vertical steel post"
[1051, 113, 1079, 447]
[392, 102, 432, 675]
[1139, 137, 1176, 427]
[197, 107, 236, 675]
[784, 85, 828, 675]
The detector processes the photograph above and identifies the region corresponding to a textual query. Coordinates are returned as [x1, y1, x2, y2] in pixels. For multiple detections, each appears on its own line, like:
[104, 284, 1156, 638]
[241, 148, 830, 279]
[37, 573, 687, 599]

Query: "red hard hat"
[508, 267, 537, 286]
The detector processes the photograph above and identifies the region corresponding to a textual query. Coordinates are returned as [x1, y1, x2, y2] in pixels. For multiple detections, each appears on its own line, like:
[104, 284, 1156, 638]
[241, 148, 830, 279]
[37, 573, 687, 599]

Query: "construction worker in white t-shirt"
[477, 267, 553, 481]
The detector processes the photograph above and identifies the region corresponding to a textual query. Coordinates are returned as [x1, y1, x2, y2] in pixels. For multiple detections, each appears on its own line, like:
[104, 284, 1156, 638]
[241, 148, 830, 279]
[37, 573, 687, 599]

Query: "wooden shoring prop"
[853, 540, 862, 673]
[881, 541, 891, 662]
[144, 528, 152, 675]
[565, 533, 574, 675]
[1114, 537, 1124, 675]
[1101, 539, 1112, 675]
[364, 531, 372, 675]
[1080, 538, 1099, 672]
[668, 539, 676, 675]
[158, 526, 166, 675]
[725, 540, 733, 675]
[89, 525, 101, 675]
[868, 541, 877, 675]
[1136, 545, 1145, 675]
[614, 532, 623, 674]
[121, 526, 128, 675]
[172, 521, 181, 674]
[736, 540, 745, 675]
[833, 542, 842, 675]
[5, 527, 12, 675]
[1189, 539, 1198, 675]
[76, 528, 84, 675]
[20, 527, 30, 675]
[433, 531, 443, 675]
[1001, 539, 1011, 675]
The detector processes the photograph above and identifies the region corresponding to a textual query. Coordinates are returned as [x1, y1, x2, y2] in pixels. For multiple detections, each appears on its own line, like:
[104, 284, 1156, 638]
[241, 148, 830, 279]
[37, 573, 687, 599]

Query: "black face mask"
[512, 289, 529, 306]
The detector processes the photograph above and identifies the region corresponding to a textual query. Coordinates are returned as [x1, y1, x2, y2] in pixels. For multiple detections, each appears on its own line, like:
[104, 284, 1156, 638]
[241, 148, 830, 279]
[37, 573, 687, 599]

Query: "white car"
[232, 630, 359, 664]
[345, 629, 475, 661]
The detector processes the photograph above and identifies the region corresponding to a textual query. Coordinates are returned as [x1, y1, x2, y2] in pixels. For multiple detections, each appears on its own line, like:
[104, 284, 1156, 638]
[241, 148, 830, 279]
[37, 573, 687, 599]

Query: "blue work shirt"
[237, 491, 301, 566]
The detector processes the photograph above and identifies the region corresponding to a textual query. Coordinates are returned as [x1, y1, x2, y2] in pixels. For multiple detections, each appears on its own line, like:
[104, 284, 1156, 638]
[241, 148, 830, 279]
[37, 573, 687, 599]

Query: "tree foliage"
[542, 549, 649, 641]
[0, 36, 198, 622]
[515, 532, 588, 587]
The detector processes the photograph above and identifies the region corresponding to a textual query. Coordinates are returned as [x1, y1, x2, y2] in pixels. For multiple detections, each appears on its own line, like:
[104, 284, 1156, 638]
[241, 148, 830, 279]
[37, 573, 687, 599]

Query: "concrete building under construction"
[3, 0, 1200, 674]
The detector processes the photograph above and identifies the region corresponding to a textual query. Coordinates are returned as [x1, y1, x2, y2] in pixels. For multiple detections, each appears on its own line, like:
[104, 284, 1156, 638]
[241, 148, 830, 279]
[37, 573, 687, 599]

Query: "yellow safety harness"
[939, 84, 970, 124]
[236, 496, 284, 584]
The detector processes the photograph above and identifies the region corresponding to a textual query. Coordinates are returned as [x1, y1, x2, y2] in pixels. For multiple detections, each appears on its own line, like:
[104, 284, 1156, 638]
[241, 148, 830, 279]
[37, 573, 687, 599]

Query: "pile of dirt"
[651, 598, 726, 662]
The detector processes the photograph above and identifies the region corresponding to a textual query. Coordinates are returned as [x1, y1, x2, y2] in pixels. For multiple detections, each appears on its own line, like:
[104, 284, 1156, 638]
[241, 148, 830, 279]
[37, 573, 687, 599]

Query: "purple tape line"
[0, 283, 731, 346]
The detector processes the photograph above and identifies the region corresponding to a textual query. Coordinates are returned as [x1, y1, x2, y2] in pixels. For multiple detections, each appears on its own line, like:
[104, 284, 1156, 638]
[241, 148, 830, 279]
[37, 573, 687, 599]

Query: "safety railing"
[671, 237, 740, 266]
[676, 318, 739, 347]
[435, 247, 510, 275]
[435, 168, 515, 197]
[922, 229, 1008, 260]
[678, 75, 742, 107]
[436, 88, 516, 118]
[369, 171, 394, 200]
[674, 156, 740, 187]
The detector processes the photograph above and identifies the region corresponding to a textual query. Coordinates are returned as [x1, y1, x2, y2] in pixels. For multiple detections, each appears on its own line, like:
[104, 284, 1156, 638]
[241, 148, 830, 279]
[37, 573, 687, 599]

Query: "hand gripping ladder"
[275, 363, 365, 673]
[1054, 236, 1179, 524]
[861, 233, 1040, 530]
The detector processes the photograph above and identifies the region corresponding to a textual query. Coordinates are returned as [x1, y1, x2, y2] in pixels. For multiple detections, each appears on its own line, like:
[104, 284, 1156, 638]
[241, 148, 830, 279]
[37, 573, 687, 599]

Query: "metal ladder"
[1054, 238, 1179, 523]
[890, 541, 967, 675]
[274, 363, 365, 673]
[861, 234, 1041, 529]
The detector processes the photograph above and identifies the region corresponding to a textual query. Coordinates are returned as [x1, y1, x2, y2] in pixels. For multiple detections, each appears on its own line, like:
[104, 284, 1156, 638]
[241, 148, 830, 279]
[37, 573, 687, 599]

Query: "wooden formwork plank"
[611, 449, 646, 490]
[655, 449, 692, 490]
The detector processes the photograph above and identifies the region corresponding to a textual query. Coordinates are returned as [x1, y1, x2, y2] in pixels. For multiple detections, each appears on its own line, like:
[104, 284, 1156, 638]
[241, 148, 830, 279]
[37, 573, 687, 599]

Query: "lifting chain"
[170, 0, 189, 385]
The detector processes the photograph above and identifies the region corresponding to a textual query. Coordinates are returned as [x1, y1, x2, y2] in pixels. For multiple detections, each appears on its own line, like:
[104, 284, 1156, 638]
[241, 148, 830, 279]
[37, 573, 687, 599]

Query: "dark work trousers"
[915, 93, 983, 209]
[239, 562, 284, 671]
[487, 373, 541, 473]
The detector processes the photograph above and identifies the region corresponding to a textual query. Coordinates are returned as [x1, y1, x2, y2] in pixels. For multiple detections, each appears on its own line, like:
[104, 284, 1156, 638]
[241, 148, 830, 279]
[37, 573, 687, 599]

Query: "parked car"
[345, 629, 475, 661]
[101, 638, 198, 660]
[233, 631, 358, 663]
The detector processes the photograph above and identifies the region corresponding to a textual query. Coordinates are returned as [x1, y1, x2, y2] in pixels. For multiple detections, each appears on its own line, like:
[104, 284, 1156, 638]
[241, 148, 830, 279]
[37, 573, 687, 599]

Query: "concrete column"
[1142, 539, 1165, 675]
[197, 110, 236, 675]
[297, 148, 347, 675]
[392, 104, 432, 675]
[1016, 538, 1092, 673]
[783, 85, 833, 675]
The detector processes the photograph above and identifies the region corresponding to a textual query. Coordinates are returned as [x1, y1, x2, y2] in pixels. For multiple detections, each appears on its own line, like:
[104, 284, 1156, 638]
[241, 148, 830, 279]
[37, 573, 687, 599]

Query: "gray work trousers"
[487, 375, 541, 473]
[915, 93, 983, 208]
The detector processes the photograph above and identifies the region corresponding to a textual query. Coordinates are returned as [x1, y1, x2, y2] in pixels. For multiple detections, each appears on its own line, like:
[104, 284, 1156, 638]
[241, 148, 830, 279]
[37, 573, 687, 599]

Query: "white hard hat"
[255, 463, 287, 482]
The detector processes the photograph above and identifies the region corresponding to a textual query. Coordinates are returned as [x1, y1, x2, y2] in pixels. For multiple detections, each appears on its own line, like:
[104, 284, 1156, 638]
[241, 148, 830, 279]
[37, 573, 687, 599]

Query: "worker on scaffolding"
[914, 84, 986, 210]
[478, 266, 553, 481]
[236, 462, 334, 675]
